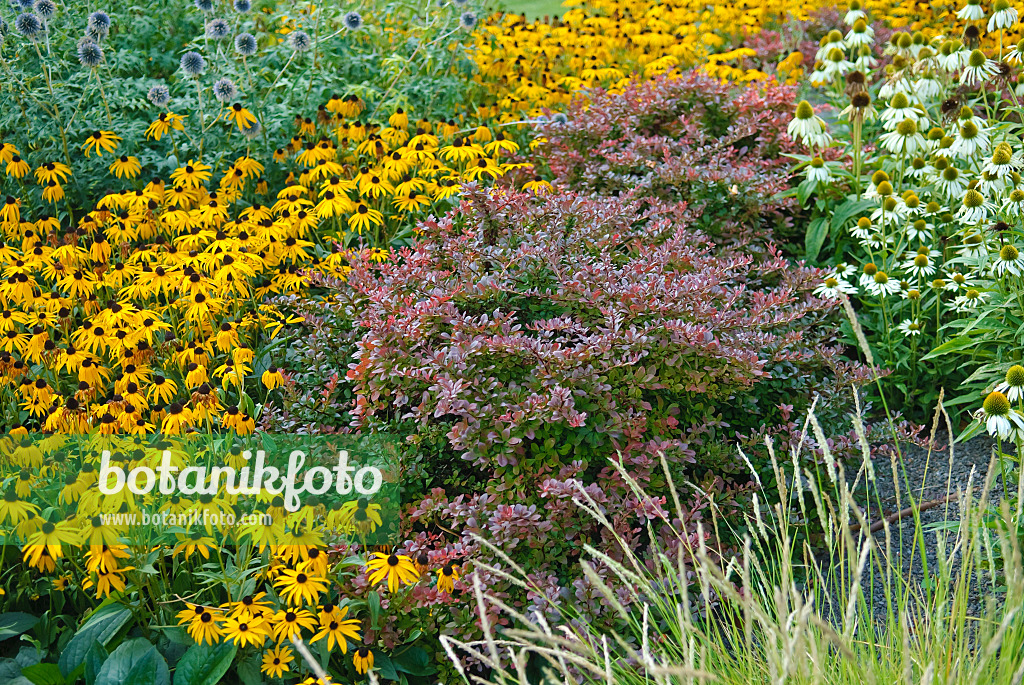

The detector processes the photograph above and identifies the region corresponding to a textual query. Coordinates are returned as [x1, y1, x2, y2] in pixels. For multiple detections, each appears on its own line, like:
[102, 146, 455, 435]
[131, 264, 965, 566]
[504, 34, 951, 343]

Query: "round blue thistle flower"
[234, 32, 257, 56]
[193, 0, 214, 11]
[180, 51, 206, 77]
[240, 118, 261, 140]
[459, 11, 476, 29]
[212, 77, 237, 103]
[77, 38, 103, 67]
[16, 0, 33, 10]
[206, 18, 229, 39]
[33, 0, 55, 20]
[287, 29, 311, 52]
[343, 11, 362, 30]
[14, 12, 42, 38]
[147, 84, 171, 107]
[86, 23, 108, 42]
[87, 10, 110, 30]
[551, 112, 569, 125]
[233, 0, 250, 12]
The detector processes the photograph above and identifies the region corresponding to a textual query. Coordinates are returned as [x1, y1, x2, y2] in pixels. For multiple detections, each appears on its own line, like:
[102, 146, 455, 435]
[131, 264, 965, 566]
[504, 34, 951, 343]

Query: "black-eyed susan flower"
[226, 103, 259, 131]
[353, 645, 374, 674]
[222, 616, 269, 647]
[109, 155, 141, 179]
[34, 161, 72, 185]
[82, 130, 122, 157]
[261, 645, 294, 678]
[5, 155, 31, 179]
[273, 568, 328, 606]
[187, 609, 224, 645]
[310, 607, 361, 652]
[366, 552, 419, 592]
[437, 562, 460, 593]
[170, 160, 212, 189]
[270, 608, 318, 642]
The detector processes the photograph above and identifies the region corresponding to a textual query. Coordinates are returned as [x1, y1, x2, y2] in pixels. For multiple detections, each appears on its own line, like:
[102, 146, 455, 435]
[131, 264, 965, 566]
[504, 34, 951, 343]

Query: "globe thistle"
[206, 18, 230, 39]
[86, 23, 108, 42]
[193, 0, 214, 11]
[147, 84, 171, 107]
[87, 10, 110, 30]
[180, 51, 206, 77]
[452, 0, 468, 5]
[288, 29, 311, 52]
[459, 11, 476, 29]
[343, 11, 362, 30]
[14, 12, 42, 39]
[233, 0, 250, 11]
[234, 32, 257, 56]
[16, 0, 33, 10]
[240, 118, 261, 141]
[551, 112, 568, 125]
[33, 0, 55, 20]
[213, 77, 238, 103]
[77, 38, 103, 67]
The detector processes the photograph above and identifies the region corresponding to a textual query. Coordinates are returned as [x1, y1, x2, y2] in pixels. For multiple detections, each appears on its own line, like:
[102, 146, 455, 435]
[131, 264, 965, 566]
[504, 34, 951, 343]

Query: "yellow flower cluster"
[471, 0, 814, 118]
[0, 95, 527, 434]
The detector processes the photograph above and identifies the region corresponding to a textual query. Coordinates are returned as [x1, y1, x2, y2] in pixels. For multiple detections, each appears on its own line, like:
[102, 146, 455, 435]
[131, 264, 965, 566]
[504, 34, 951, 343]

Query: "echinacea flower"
[956, 0, 985, 21]
[992, 243, 1024, 276]
[897, 319, 924, 337]
[978, 390, 1024, 439]
[879, 118, 925, 154]
[960, 49, 998, 86]
[955, 188, 994, 224]
[996, 365, 1024, 401]
[844, 0, 866, 24]
[988, 0, 1018, 31]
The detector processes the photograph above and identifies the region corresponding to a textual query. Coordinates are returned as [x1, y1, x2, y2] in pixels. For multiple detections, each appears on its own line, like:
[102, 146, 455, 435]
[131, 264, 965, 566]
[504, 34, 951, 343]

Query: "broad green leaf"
[94, 639, 169, 685]
[20, 663, 64, 685]
[172, 641, 237, 685]
[58, 606, 133, 678]
[84, 641, 108, 685]
[0, 613, 39, 641]
[921, 335, 978, 360]
[391, 645, 437, 676]
[804, 217, 829, 264]
[829, 197, 875, 231]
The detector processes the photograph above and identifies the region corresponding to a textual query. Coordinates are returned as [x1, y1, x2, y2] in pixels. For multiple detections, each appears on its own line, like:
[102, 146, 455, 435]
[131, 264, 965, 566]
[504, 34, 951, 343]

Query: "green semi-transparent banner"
[0, 433, 400, 550]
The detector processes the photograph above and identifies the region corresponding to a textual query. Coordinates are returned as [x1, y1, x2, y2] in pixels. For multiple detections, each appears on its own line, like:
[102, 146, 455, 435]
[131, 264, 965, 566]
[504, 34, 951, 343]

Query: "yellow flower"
[82, 130, 122, 157]
[222, 616, 269, 647]
[261, 645, 294, 678]
[365, 552, 419, 592]
[109, 155, 142, 179]
[187, 609, 224, 646]
[226, 103, 259, 131]
[437, 563, 460, 594]
[145, 112, 186, 140]
[33, 161, 72, 185]
[170, 160, 213, 189]
[5, 155, 31, 179]
[353, 645, 374, 674]
[273, 568, 328, 606]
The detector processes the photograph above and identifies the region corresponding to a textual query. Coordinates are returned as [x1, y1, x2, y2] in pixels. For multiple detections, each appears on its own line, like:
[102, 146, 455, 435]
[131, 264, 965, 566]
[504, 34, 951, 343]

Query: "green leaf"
[368, 591, 382, 630]
[804, 217, 829, 264]
[795, 178, 817, 207]
[374, 652, 399, 681]
[921, 335, 978, 360]
[391, 645, 436, 676]
[94, 639, 169, 685]
[829, 197, 875, 232]
[58, 605, 133, 678]
[84, 641, 108, 685]
[0, 613, 39, 641]
[233, 651, 263, 685]
[20, 663, 64, 685]
[172, 642, 237, 685]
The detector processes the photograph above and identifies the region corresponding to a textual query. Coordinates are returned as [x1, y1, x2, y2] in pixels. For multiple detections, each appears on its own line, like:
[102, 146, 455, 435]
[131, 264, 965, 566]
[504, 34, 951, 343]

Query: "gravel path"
[818, 432, 1007, 627]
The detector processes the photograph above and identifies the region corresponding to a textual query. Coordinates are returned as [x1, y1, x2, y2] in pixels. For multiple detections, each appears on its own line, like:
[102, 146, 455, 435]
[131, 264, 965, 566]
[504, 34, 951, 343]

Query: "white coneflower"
[956, 188, 994, 223]
[880, 92, 924, 130]
[906, 156, 933, 179]
[938, 39, 969, 71]
[983, 142, 1018, 178]
[945, 271, 973, 290]
[935, 165, 968, 199]
[855, 44, 879, 71]
[806, 156, 831, 184]
[978, 390, 1024, 439]
[992, 243, 1024, 276]
[979, 169, 1013, 196]
[787, 100, 831, 148]
[831, 262, 859, 278]
[903, 250, 938, 278]
[865, 269, 902, 297]
[878, 73, 913, 99]
[950, 118, 990, 159]
[996, 365, 1024, 402]
[844, 0, 867, 25]
[858, 262, 881, 288]
[955, 287, 988, 310]
[1008, 38, 1024, 64]
[880, 118, 926, 154]
[846, 19, 875, 46]
[956, 0, 986, 21]
[906, 217, 935, 242]
[871, 196, 911, 225]
[914, 73, 944, 99]
[813, 275, 858, 299]
[897, 318, 925, 337]
[960, 49, 998, 86]
[1002, 188, 1024, 215]
[816, 29, 846, 61]
[822, 47, 854, 78]
[903, 192, 925, 216]
[988, 0, 1018, 30]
